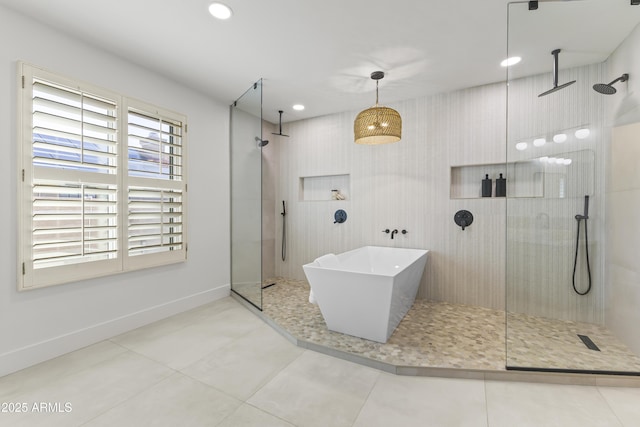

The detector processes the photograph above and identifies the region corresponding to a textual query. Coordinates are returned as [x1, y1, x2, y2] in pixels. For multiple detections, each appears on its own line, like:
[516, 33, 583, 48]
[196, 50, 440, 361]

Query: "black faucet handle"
[382, 229, 390, 234]
[401, 229, 408, 235]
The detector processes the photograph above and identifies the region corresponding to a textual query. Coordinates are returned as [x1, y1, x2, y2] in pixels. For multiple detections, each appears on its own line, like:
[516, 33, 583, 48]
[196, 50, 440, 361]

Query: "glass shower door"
[230, 80, 263, 309]
[506, 0, 640, 374]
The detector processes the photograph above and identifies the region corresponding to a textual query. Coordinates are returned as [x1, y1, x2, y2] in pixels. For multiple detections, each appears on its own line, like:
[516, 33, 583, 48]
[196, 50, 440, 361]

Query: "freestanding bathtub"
[302, 246, 429, 343]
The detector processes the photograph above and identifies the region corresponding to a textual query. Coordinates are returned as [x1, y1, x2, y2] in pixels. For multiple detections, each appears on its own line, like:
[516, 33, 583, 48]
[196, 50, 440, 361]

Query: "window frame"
[17, 62, 188, 291]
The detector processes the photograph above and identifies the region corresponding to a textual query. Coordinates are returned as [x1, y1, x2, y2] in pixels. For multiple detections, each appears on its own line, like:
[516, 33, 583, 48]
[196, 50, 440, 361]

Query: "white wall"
[0, 6, 230, 376]
[605, 22, 640, 355]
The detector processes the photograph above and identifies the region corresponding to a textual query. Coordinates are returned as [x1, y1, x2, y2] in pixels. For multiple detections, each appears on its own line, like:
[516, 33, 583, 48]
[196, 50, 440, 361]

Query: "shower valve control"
[334, 209, 347, 224]
[382, 229, 390, 234]
[454, 210, 474, 231]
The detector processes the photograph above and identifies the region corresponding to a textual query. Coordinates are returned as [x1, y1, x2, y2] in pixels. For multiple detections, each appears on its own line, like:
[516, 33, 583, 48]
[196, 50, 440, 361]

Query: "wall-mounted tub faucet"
[382, 229, 408, 239]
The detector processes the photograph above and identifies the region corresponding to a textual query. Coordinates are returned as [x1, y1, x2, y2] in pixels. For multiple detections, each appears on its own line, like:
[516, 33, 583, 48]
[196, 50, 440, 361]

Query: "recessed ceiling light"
[209, 2, 232, 20]
[501, 56, 522, 67]
[292, 104, 305, 111]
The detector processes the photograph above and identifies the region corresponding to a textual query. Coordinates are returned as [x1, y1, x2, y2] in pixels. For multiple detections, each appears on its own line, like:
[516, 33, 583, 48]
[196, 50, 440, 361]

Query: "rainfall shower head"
[538, 49, 576, 97]
[539, 80, 577, 97]
[272, 110, 290, 137]
[255, 137, 269, 147]
[593, 74, 629, 95]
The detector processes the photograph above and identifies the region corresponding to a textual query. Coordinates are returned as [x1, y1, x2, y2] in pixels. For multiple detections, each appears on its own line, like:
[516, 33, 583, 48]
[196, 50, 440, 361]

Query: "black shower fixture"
[593, 74, 629, 95]
[528, 1, 538, 10]
[454, 210, 474, 231]
[255, 136, 269, 147]
[632, 0, 639, 5]
[573, 195, 592, 295]
[538, 49, 576, 97]
[272, 110, 290, 137]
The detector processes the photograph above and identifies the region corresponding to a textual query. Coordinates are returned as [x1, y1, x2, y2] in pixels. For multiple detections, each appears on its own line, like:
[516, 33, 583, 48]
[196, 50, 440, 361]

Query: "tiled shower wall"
[506, 63, 607, 324]
[270, 63, 610, 321]
[605, 22, 640, 355]
[273, 83, 508, 311]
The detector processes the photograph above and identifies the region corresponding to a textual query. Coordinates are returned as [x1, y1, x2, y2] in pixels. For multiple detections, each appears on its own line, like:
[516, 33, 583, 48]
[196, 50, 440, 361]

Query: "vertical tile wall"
[273, 83, 507, 311]
[605, 22, 640, 354]
[506, 63, 607, 324]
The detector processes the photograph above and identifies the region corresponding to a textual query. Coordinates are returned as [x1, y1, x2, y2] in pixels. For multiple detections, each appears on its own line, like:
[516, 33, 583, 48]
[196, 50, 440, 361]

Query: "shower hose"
[572, 216, 592, 295]
[281, 200, 286, 262]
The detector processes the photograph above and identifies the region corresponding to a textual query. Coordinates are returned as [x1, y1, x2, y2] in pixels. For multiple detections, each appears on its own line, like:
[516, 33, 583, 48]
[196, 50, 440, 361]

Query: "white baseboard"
[0, 284, 230, 377]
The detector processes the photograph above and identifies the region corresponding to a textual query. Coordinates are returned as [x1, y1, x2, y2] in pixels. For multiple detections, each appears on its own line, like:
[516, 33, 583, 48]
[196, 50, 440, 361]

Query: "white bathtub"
[302, 246, 429, 343]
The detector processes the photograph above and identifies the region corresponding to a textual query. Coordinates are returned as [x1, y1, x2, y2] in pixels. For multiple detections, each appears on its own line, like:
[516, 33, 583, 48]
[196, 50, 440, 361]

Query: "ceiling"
[1, 0, 639, 124]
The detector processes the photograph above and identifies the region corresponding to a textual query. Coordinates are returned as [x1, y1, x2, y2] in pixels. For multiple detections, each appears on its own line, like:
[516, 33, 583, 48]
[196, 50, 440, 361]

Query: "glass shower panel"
[506, 0, 640, 374]
[230, 80, 263, 309]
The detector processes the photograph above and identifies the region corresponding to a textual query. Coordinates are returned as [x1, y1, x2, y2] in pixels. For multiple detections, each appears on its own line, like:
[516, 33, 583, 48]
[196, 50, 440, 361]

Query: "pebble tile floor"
[261, 278, 640, 374]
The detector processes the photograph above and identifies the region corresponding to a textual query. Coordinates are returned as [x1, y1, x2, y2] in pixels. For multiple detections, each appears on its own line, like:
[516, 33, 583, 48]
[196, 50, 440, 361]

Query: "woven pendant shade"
[354, 71, 402, 144]
[354, 106, 402, 144]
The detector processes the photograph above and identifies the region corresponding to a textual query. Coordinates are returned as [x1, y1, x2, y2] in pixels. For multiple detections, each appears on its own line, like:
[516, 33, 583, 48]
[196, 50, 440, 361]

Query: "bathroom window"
[17, 62, 188, 290]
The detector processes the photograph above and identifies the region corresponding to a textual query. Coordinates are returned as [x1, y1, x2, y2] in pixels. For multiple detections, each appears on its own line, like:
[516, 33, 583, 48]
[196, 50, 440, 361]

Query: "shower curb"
[231, 293, 640, 388]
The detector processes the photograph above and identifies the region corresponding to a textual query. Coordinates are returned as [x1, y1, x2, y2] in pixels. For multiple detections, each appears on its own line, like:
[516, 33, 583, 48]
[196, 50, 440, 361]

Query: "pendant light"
[354, 71, 402, 144]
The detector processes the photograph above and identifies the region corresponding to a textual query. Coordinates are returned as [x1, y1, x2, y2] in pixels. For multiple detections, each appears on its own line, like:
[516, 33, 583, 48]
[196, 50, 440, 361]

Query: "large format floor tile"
[0, 340, 127, 402]
[598, 387, 640, 427]
[111, 299, 265, 370]
[216, 404, 296, 427]
[485, 381, 624, 427]
[181, 322, 304, 400]
[248, 350, 380, 427]
[353, 373, 488, 427]
[83, 372, 242, 427]
[0, 351, 173, 427]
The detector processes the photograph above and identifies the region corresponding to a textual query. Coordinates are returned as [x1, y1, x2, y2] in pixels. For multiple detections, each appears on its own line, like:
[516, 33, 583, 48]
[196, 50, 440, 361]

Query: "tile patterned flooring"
[261, 278, 640, 374]
[2, 296, 640, 426]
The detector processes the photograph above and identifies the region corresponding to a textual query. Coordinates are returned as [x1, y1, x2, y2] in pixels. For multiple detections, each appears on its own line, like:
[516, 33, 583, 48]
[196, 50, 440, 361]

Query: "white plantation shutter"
[128, 187, 184, 256]
[125, 101, 186, 269]
[32, 183, 118, 269]
[18, 63, 187, 290]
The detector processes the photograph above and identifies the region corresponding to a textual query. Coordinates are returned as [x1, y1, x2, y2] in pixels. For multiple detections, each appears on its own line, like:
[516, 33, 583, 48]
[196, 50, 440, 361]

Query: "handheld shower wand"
[281, 200, 287, 262]
[575, 195, 589, 221]
[572, 195, 592, 295]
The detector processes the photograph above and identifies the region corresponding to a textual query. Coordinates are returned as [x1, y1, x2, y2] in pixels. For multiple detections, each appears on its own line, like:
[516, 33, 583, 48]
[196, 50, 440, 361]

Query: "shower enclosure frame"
[230, 79, 264, 310]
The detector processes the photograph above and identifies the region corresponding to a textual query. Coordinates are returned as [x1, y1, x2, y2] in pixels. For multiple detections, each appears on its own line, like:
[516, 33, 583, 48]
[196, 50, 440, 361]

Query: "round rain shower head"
[255, 136, 269, 147]
[593, 83, 617, 95]
[593, 74, 629, 95]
